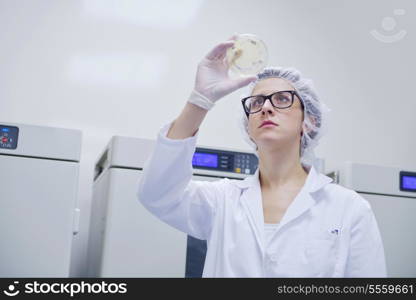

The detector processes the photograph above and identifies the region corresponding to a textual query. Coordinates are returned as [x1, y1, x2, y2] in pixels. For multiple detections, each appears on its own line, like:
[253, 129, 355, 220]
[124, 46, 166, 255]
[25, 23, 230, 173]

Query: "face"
[247, 77, 304, 152]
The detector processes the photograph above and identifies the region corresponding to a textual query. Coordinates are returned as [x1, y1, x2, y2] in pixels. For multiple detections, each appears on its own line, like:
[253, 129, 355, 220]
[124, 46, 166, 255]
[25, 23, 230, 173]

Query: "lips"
[259, 120, 278, 128]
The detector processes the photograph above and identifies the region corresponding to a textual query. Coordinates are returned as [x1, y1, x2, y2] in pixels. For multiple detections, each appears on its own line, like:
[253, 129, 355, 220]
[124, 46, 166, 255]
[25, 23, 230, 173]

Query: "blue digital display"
[192, 153, 218, 168]
[400, 171, 416, 193]
[402, 176, 416, 190]
[2, 128, 9, 132]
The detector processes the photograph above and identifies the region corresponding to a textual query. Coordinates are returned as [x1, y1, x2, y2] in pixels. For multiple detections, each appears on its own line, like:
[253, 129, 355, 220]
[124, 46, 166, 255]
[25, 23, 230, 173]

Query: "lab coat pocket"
[306, 236, 339, 277]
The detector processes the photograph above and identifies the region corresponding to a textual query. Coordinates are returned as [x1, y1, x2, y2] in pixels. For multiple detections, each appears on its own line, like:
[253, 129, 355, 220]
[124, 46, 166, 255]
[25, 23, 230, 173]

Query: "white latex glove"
[188, 37, 257, 110]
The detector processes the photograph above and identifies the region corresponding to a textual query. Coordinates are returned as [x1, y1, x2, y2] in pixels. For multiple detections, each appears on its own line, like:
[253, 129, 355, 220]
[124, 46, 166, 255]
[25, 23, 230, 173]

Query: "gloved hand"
[188, 36, 257, 110]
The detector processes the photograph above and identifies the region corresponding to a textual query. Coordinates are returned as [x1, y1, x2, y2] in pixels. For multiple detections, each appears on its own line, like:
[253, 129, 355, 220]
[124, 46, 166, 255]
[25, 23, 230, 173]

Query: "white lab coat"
[137, 121, 387, 277]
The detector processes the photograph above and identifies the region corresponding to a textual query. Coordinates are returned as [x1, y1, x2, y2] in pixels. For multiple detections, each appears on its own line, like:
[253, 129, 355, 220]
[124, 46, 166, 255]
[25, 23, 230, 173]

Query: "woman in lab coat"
[137, 37, 387, 277]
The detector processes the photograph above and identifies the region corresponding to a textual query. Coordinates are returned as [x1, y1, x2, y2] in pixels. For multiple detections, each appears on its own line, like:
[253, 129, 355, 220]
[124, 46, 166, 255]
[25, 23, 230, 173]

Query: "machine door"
[0, 155, 79, 277]
[98, 168, 188, 277]
[361, 193, 416, 277]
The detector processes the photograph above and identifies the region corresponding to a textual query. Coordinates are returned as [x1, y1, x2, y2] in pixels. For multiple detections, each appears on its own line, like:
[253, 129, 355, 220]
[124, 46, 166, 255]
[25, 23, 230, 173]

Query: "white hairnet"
[237, 66, 331, 168]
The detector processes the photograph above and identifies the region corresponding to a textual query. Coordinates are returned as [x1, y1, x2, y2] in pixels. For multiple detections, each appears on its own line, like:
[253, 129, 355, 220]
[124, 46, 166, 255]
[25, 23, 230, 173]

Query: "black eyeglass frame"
[241, 90, 304, 117]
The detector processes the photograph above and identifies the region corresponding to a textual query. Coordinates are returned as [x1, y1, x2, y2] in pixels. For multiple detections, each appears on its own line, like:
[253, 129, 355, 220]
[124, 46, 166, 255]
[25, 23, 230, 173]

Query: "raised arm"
[137, 36, 256, 240]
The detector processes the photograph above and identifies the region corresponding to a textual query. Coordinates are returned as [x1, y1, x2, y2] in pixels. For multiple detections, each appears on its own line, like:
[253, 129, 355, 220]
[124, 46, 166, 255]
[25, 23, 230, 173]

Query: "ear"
[302, 115, 318, 136]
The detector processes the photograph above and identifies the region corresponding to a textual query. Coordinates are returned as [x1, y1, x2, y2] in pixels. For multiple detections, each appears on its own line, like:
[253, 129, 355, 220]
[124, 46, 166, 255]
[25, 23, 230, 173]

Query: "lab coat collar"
[233, 164, 333, 253]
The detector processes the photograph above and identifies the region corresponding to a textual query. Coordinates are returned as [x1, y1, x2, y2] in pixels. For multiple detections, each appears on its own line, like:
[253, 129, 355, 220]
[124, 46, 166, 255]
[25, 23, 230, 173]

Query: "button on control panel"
[234, 153, 257, 174]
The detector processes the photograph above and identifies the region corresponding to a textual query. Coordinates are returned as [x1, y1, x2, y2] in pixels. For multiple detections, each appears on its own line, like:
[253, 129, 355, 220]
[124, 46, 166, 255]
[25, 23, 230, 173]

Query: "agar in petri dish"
[226, 34, 268, 76]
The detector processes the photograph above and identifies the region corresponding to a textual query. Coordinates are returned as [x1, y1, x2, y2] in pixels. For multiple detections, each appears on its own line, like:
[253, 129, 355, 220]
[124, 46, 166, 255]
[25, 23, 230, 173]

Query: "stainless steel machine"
[0, 122, 81, 277]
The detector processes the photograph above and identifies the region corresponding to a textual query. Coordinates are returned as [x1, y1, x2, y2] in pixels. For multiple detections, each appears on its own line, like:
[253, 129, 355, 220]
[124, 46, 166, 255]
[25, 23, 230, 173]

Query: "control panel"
[0, 125, 19, 150]
[192, 147, 258, 175]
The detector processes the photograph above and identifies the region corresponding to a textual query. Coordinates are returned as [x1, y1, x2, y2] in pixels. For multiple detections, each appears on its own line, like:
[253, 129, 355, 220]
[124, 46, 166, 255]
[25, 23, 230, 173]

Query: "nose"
[261, 98, 275, 115]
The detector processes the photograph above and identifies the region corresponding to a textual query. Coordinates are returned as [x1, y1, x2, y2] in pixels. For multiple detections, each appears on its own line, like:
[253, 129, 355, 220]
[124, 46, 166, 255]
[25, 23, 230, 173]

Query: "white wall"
[0, 0, 414, 277]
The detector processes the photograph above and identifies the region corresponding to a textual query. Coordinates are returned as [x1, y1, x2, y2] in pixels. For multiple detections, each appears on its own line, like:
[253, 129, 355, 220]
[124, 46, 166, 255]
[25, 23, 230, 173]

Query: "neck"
[258, 145, 308, 190]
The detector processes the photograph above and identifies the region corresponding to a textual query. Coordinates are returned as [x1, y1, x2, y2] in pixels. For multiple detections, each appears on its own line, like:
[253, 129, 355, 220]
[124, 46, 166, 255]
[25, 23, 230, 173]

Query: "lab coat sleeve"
[345, 192, 387, 277]
[136, 121, 222, 241]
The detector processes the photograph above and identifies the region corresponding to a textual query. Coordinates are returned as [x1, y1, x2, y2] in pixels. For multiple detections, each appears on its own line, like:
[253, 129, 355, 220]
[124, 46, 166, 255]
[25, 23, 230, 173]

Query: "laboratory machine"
[0, 122, 81, 277]
[87, 136, 259, 277]
[328, 162, 416, 277]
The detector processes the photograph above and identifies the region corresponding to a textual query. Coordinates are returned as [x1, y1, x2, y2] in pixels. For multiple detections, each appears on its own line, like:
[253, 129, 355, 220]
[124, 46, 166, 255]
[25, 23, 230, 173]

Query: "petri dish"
[226, 34, 268, 76]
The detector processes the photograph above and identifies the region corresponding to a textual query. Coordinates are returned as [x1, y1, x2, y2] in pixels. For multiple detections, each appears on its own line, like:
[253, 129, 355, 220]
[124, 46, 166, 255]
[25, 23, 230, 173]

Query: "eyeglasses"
[241, 90, 304, 116]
